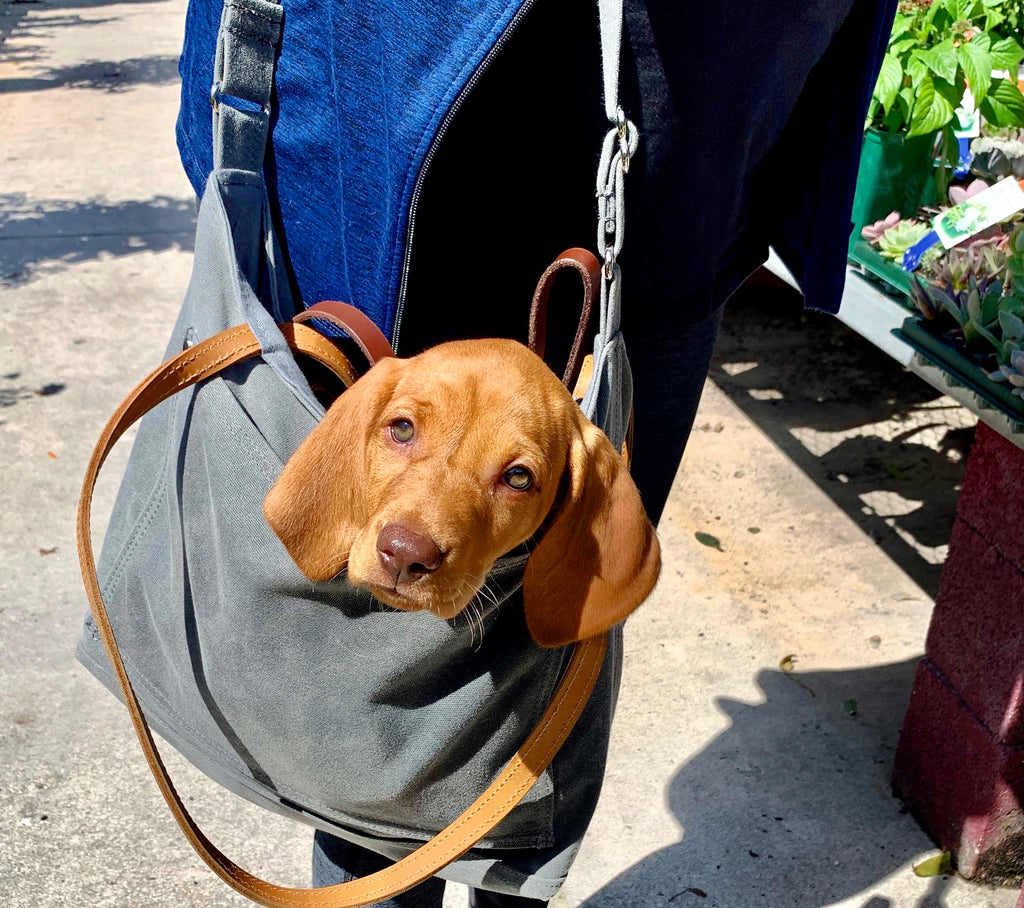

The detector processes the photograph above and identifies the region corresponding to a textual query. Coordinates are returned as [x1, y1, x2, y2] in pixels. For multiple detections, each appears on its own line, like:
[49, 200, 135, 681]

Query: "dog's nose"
[377, 523, 444, 584]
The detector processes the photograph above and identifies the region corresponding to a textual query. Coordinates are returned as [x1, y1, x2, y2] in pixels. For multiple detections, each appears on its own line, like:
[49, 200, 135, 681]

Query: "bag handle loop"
[527, 247, 601, 389]
[77, 323, 607, 907]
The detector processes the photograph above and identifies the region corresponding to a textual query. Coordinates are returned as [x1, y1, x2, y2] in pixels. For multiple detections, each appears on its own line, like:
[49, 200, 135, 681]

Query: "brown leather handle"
[294, 300, 397, 366]
[77, 322, 606, 907]
[528, 248, 601, 389]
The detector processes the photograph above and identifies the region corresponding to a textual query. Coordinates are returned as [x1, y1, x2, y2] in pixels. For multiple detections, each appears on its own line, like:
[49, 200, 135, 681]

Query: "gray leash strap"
[583, 0, 639, 451]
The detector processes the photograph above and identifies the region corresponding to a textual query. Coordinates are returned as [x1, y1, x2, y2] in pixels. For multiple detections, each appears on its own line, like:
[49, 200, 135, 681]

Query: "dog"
[263, 338, 660, 648]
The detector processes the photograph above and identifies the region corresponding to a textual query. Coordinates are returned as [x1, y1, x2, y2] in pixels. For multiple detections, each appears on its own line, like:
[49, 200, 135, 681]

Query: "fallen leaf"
[779, 654, 797, 672]
[913, 851, 952, 877]
[695, 532, 723, 551]
[844, 699, 859, 716]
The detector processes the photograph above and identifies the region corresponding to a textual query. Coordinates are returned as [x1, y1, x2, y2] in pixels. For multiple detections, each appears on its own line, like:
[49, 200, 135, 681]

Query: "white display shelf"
[764, 249, 1024, 448]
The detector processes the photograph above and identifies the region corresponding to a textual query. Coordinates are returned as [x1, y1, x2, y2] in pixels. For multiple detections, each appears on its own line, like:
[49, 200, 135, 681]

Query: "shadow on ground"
[706, 273, 973, 599]
[0, 193, 195, 283]
[0, 53, 180, 91]
[579, 659, 968, 907]
[0, 0, 171, 60]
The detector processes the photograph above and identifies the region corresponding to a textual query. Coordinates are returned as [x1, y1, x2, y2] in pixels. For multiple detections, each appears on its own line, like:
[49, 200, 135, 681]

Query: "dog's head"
[264, 338, 660, 647]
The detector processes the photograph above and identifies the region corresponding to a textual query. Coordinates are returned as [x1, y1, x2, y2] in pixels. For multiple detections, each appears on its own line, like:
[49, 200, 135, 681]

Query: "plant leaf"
[919, 38, 959, 84]
[874, 53, 903, 112]
[980, 78, 1024, 127]
[913, 851, 953, 877]
[906, 53, 932, 93]
[990, 35, 1024, 72]
[957, 40, 993, 107]
[695, 531, 723, 551]
[908, 74, 956, 136]
[999, 309, 1024, 341]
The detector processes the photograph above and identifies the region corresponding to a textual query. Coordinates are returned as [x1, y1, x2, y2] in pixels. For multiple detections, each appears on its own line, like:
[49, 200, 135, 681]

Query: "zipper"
[390, 0, 538, 351]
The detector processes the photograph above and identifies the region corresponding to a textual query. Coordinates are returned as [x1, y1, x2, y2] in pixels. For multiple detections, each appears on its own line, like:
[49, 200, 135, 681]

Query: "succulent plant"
[988, 346, 1024, 396]
[910, 273, 1004, 350]
[861, 211, 902, 242]
[920, 234, 1008, 291]
[971, 130, 1024, 181]
[876, 219, 932, 261]
[1002, 221, 1024, 293]
[948, 178, 991, 206]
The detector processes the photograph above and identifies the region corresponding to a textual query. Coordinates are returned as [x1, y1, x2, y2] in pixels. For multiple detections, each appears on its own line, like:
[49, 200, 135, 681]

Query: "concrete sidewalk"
[0, 1, 1017, 906]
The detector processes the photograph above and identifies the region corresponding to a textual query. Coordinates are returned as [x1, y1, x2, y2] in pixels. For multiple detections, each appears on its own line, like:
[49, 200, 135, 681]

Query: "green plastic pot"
[849, 127, 939, 252]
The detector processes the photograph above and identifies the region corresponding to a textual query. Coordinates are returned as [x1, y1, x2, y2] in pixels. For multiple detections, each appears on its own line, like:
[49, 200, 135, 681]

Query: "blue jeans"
[311, 830, 549, 907]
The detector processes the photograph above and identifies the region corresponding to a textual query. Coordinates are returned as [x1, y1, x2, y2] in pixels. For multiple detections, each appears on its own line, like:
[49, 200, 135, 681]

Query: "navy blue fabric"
[178, 0, 528, 338]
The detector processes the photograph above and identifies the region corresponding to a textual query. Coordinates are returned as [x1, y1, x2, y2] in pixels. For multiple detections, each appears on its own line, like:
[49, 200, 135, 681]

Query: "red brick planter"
[893, 421, 1024, 885]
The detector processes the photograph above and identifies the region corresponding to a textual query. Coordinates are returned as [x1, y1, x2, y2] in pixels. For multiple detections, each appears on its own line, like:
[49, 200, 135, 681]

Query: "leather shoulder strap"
[77, 323, 605, 907]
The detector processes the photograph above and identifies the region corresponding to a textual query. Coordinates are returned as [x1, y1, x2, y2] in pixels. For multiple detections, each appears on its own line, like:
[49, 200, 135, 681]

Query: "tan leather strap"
[294, 300, 397, 366]
[528, 248, 601, 389]
[77, 322, 606, 907]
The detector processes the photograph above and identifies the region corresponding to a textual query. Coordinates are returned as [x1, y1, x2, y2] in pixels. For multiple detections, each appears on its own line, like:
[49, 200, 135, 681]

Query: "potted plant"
[850, 0, 1024, 251]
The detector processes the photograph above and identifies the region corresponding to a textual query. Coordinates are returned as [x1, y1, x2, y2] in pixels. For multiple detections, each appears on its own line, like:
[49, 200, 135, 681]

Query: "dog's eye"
[390, 419, 415, 444]
[503, 466, 534, 491]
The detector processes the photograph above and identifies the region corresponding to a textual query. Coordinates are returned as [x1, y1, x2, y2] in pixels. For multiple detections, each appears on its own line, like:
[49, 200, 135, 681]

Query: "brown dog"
[263, 338, 660, 647]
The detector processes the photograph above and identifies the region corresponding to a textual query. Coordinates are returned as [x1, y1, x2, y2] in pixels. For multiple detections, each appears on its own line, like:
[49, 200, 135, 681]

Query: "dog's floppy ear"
[263, 357, 402, 581]
[523, 419, 661, 647]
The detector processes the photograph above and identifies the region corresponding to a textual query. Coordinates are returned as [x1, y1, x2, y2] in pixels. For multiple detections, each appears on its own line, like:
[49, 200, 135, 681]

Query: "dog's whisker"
[477, 581, 500, 610]
[462, 597, 485, 650]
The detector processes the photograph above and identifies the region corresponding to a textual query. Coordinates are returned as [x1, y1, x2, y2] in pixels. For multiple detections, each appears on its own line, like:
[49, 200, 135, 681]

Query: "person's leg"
[311, 830, 447, 908]
[626, 303, 725, 526]
[468, 887, 548, 907]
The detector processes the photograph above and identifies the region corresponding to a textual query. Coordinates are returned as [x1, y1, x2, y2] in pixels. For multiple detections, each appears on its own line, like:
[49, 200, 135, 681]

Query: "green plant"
[1002, 218, 1024, 289]
[870, 0, 1024, 139]
[984, 0, 1024, 47]
[988, 344, 1024, 393]
[920, 234, 1008, 288]
[876, 218, 934, 260]
[910, 272, 1006, 346]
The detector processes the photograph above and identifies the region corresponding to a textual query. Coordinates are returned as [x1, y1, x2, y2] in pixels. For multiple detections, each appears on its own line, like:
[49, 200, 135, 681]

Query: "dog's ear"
[263, 357, 402, 581]
[523, 419, 661, 647]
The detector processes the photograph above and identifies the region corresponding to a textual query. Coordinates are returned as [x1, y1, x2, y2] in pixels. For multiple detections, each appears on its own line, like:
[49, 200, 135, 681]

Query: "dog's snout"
[377, 523, 444, 584]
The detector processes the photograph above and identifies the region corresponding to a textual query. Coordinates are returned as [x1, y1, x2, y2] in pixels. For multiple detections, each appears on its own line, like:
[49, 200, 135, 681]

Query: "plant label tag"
[902, 230, 940, 271]
[932, 177, 1024, 249]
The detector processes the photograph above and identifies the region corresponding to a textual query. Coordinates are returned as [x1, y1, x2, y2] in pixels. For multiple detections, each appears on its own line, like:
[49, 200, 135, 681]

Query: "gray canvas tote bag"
[75, 0, 641, 902]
